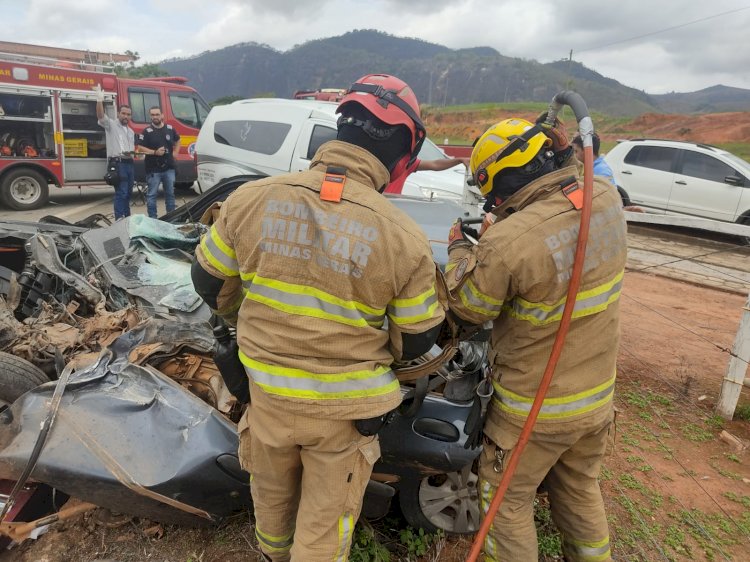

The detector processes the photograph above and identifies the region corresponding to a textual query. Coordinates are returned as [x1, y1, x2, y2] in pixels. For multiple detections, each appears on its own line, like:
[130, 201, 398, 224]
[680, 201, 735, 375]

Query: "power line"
[577, 5, 750, 54]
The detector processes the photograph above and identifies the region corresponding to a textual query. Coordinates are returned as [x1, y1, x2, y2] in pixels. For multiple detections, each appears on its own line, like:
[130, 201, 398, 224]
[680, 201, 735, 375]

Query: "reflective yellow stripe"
[445, 262, 457, 273]
[480, 479, 499, 561]
[459, 278, 503, 317]
[239, 351, 399, 400]
[334, 513, 354, 561]
[241, 273, 385, 328]
[563, 535, 611, 561]
[507, 271, 623, 326]
[493, 374, 616, 420]
[200, 225, 239, 277]
[256, 527, 294, 553]
[387, 285, 440, 325]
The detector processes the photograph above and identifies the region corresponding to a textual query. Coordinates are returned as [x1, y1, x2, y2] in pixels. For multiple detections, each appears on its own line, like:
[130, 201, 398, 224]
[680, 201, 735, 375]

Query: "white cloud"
[4, 0, 750, 93]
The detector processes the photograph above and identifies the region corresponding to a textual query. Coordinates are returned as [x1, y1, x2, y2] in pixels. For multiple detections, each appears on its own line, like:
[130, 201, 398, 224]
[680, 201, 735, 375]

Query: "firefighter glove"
[448, 219, 479, 253]
[535, 111, 570, 153]
[464, 377, 493, 450]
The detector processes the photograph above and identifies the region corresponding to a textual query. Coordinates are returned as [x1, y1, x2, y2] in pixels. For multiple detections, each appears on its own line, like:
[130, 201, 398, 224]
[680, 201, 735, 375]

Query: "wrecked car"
[0, 177, 487, 539]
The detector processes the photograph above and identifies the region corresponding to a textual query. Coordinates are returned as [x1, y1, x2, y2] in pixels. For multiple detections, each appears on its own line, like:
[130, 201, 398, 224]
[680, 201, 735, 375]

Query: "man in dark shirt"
[136, 107, 181, 218]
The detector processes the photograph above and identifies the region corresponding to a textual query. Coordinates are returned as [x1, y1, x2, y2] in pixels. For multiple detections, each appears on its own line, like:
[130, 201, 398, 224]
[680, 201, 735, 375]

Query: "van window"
[170, 93, 211, 128]
[128, 89, 161, 123]
[214, 120, 291, 155]
[680, 151, 739, 183]
[623, 145, 677, 173]
[307, 125, 336, 159]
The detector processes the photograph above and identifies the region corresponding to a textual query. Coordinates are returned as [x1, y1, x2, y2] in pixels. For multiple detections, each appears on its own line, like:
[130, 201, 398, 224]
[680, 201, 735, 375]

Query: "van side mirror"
[725, 175, 745, 186]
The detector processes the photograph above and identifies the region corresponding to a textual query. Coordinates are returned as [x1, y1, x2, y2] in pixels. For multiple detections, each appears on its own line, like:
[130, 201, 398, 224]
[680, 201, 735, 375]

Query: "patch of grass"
[398, 526, 442, 558]
[534, 499, 563, 557]
[705, 415, 725, 430]
[734, 403, 750, 421]
[638, 411, 653, 422]
[726, 453, 741, 464]
[600, 465, 614, 481]
[350, 524, 391, 562]
[664, 524, 690, 556]
[681, 423, 714, 442]
[722, 492, 750, 509]
[621, 434, 641, 448]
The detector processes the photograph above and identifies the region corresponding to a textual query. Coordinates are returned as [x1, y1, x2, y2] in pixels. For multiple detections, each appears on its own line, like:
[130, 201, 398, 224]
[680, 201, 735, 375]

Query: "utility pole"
[566, 49, 574, 90]
[716, 292, 750, 419]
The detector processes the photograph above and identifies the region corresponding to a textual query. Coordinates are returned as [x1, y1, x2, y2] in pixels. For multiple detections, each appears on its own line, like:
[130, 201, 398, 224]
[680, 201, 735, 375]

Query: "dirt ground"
[423, 108, 750, 148]
[3, 265, 750, 560]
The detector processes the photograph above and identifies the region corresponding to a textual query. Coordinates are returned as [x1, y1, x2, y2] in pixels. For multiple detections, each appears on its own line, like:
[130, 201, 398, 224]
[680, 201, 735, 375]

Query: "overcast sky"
[4, 0, 750, 95]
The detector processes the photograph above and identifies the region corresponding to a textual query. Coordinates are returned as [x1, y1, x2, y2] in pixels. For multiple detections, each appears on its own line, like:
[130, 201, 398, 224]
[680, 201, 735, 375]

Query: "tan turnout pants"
[479, 418, 615, 562]
[238, 387, 381, 562]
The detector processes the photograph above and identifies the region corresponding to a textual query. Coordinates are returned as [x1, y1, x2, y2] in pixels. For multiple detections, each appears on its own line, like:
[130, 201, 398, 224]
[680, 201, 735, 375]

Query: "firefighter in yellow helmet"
[191, 74, 445, 561]
[446, 117, 626, 561]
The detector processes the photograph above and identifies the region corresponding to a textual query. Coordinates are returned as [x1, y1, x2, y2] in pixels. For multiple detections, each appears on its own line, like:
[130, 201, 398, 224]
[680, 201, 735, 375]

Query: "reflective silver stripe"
[480, 480, 499, 561]
[509, 277, 623, 325]
[564, 537, 611, 560]
[459, 282, 503, 317]
[387, 291, 438, 323]
[256, 528, 293, 552]
[239, 353, 399, 399]
[243, 279, 383, 326]
[201, 228, 238, 275]
[335, 514, 354, 562]
[494, 376, 615, 419]
[244, 364, 397, 395]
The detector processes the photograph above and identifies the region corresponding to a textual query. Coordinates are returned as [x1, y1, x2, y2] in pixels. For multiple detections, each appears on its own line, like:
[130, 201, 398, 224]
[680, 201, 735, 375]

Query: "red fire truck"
[0, 53, 210, 210]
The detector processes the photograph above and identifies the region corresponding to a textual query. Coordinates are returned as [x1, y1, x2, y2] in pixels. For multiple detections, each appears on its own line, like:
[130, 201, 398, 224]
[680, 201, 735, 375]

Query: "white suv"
[195, 98, 472, 204]
[605, 139, 750, 226]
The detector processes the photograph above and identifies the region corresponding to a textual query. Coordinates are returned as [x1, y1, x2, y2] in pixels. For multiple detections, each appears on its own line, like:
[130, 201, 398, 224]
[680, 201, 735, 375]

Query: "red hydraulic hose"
[466, 144, 595, 562]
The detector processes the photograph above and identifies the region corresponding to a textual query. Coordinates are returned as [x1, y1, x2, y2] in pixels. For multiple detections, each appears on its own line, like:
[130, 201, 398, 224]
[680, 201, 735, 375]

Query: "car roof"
[616, 138, 724, 153]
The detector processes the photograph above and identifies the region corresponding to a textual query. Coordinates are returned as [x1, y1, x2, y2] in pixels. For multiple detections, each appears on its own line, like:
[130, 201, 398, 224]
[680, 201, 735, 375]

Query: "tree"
[211, 95, 244, 106]
[114, 63, 170, 78]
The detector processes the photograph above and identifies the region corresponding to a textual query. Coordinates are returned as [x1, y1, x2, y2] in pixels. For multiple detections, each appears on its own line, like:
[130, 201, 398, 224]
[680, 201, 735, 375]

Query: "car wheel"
[398, 463, 481, 534]
[0, 351, 49, 404]
[0, 168, 50, 210]
[737, 215, 750, 246]
[175, 182, 195, 192]
[617, 186, 631, 207]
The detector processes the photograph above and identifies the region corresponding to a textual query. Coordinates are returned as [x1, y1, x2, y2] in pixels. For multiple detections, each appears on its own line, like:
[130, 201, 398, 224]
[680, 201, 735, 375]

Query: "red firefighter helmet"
[337, 74, 426, 165]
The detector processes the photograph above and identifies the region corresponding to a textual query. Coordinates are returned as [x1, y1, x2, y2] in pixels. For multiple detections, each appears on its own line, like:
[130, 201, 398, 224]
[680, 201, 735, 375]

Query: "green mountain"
[161, 30, 750, 116]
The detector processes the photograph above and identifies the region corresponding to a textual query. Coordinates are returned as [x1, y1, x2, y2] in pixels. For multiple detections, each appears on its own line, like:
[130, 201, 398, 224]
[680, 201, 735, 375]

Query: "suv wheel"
[398, 463, 481, 534]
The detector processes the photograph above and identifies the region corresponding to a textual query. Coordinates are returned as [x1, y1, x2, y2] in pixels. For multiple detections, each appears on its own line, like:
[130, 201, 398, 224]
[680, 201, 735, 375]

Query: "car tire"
[0, 168, 50, 210]
[737, 214, 750, 246]
[175, 182, 194, 192]
[617, 186, 631, 207]
[0, 351, 49, 404]
[398, 463, 481, 534]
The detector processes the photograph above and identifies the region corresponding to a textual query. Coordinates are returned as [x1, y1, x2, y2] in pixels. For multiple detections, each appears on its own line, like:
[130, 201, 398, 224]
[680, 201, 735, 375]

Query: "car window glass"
[170, 94, 199, 127]
[306, 125, 336, 159]
[196, 98, 210, 126]
[214, 120, 291, 155]
[417, 138, 448, 161]
[625, 146, 676, 172]
[128, 89, 161, 123]
[680, 151, 737, 183]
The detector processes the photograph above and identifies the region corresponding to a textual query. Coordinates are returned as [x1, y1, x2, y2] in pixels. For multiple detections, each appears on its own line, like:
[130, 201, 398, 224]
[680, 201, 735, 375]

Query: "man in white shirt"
[95, 85, 136, 219]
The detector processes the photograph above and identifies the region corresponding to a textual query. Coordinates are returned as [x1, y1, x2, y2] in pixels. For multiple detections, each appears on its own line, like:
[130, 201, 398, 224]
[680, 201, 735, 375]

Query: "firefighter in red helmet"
[191, 74, 445, 561]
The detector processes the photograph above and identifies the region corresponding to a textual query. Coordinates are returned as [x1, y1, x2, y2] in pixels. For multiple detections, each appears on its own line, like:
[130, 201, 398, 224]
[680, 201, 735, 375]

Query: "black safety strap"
[345, 83, 426, 164]
[491, 124, 544, 166]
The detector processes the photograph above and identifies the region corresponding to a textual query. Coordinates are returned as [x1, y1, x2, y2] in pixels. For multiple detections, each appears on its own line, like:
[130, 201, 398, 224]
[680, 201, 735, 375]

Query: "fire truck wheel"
[0, 168, 50, 210]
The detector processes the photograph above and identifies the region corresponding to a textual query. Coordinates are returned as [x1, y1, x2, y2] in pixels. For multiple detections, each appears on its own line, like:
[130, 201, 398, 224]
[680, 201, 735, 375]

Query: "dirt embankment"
[423, 109, 750, 146]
